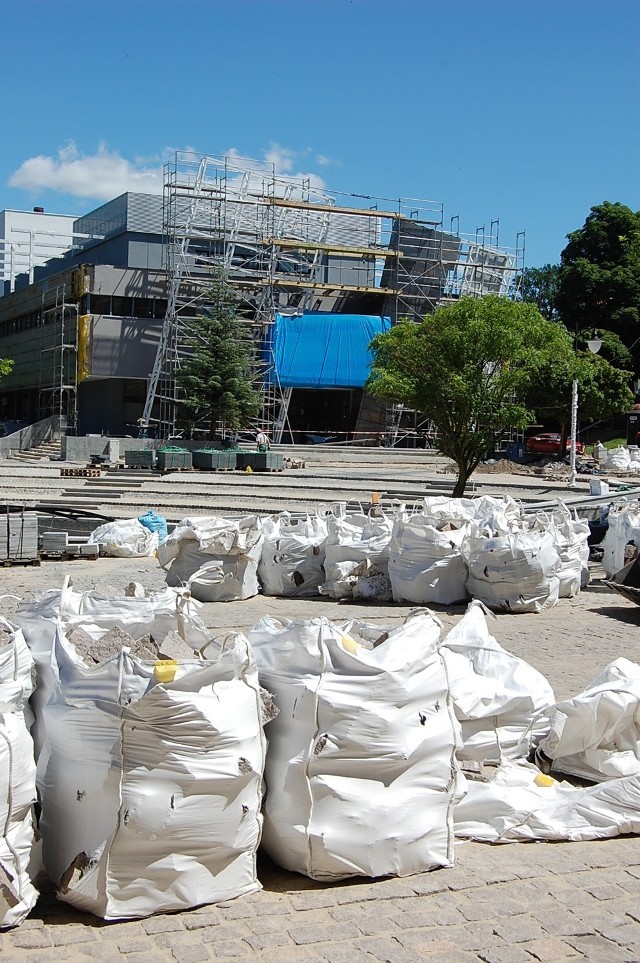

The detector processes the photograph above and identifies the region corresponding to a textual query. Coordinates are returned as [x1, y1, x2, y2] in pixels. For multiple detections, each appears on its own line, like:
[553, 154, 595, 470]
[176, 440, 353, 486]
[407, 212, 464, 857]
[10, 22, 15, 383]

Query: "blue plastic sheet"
[272, 313, 391, 388]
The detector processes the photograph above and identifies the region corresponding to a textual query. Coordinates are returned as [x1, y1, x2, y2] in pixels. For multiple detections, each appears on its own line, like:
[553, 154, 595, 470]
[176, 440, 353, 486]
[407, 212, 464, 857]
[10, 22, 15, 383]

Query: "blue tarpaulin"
[272, 312, 391, 388]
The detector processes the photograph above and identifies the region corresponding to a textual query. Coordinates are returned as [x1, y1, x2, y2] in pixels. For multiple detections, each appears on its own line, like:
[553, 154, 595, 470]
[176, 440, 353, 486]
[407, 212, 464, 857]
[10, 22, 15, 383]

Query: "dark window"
[89, 294, 111, 315]
[111, 296, 133, 317]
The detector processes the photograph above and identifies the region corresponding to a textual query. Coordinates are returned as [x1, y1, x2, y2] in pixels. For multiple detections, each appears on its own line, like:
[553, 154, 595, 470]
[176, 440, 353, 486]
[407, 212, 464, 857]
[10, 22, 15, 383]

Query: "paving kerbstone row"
[413, 944, 479, 963]
[289, 891, 339, 911]
[454, 897, 526, 923]
[52, 927, 98, 946]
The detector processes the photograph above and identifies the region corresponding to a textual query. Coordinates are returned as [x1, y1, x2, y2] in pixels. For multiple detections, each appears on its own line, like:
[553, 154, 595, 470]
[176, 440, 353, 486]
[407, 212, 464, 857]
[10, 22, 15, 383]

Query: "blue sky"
[2, 0, 638, 267]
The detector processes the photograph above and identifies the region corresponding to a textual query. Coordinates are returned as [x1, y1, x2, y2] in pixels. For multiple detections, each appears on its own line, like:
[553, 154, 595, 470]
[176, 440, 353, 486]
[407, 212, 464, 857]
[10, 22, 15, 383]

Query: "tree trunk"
[452, 466, 470, 498]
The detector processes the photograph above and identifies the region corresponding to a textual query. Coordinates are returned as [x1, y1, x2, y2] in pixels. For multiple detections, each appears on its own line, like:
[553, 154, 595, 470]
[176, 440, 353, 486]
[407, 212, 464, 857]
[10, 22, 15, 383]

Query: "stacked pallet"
[0, 511, 39, 564]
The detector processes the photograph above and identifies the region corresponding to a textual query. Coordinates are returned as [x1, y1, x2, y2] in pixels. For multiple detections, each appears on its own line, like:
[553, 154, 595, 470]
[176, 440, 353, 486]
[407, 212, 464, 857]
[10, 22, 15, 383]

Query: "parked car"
[526, 433, 585, 456]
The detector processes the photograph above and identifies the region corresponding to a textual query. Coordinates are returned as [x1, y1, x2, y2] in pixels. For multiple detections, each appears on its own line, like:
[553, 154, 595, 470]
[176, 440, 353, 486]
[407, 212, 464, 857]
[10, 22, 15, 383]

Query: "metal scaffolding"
[144, 150, 523, 440]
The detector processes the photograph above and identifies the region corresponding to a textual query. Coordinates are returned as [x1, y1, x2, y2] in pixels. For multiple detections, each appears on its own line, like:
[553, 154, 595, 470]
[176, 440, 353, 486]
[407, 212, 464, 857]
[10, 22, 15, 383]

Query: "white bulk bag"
[37, 628, 265, 919]
[455, 761, 640, 844]
[88, 519, 158, 557]
[320, 512, 394, 600]
[258, 513, 327, 597]
[248, 613, 463, 880]
[601, 503, 640, 578]
[0, 713, 39, 928]
[13, 580, 210, 759]
[389, 512, 470, 605]
[604, 446, 631, 471]
[0, 618, 33, 715]
[441, 601, 555, 764]
[537, 658, 640, 782]
[159, 515, 263, 602]
[464, 528, 560, 613]
[532, 508, 590, 598]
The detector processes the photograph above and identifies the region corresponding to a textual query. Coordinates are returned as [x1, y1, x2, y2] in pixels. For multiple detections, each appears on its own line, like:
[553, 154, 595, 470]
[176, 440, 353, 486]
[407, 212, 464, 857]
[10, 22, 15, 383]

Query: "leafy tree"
[519, 264, 560, 321]
[367, 295, 578, 496]
[0, 360, 12, 378]
[176, 270, 262, 436]
[556, 202, 640, 367]
[526, 347, 634, 447]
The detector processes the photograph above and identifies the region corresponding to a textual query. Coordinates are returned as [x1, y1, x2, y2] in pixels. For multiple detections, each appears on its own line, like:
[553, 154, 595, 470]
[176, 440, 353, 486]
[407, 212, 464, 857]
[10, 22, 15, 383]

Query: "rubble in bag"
[350, 560, 393, 601]
[12, 579, 211, 759]
[463, 524, 561, 613]
[247, 613, 464, 880]
[259, 686, 279, 724]
[159, 515, 263, 602]
[440, 600, 555, 764]
[454, 760, 640, 843]
[88, 519, 159, 558]
[0, 620, 39, 929]
[320, 511, 394, 601]
[37, 628, 266, 919]
[66, 625, 160, 665]
[258, 512, 327, 598]
[389, 510, 470, 605]
[535, 658, 640, 782]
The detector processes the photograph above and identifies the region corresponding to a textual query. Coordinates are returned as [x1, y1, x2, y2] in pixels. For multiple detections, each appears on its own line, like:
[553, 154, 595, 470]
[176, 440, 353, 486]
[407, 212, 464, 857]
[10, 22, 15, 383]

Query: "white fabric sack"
[604, 446, 631, 471]
[464, 528, 560, 613]
[13, 580, 210, 759]
[0, 618, 33, 715]
[601, 503, 640, 578]
[537, 658, 640, 782]
[248, 613, 463, 880]
[455, 761, 640, 843]
[0, 712, 39, 928]
[37, 628, 265, 919]
[532, 508, 590, 598]
[389, 512, 470, 605]
[441, 601, 555, 764]
[88, 519, 159, 557]
[630, 447, 640, 464]
[258, 513, 327, 597]
[320, 512, 394, 600]
[159, 515, 263, 602]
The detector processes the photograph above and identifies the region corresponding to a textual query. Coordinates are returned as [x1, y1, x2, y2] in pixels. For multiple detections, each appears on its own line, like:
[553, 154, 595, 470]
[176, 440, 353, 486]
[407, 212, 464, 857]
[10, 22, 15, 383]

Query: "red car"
[526, 433, 585, 456]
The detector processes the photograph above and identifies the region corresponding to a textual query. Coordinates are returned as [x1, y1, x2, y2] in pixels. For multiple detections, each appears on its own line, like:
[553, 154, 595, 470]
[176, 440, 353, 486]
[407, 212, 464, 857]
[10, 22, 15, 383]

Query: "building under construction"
[0, 150, 523, 443]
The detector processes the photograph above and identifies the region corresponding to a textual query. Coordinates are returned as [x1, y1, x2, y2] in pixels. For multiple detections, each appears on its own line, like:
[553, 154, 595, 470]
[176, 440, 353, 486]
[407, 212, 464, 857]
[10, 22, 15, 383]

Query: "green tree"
[556, 202, 640, 367]
[519, 264, 560, 321]
[176, 270, 262, 436]
[367, 295, 578, 496]
[526, 347, 634, 448]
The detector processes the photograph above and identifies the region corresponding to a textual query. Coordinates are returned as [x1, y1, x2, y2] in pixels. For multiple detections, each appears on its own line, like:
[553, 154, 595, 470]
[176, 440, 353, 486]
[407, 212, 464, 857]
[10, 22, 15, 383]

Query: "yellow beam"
[265, 237, 401, 258]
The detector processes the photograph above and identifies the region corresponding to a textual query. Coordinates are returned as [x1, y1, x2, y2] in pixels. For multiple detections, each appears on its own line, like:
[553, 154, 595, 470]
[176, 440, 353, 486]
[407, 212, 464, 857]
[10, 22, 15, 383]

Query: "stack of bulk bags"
[463, 521, 561, 613]
[0, 618, 39, 927]
[247, 613, 463, 880]
[88, 519, 159, 557]
[13, 579, 210, 758]
[441, 601, 555, 764]
[37, 627, 266, 919]
[601, 502, 640, 578]
[320, 511, 394, 600]
[258, 513, 327, 597]
[389, 510, 470, 605]
[536, 658, 640, 783]
[159, 515, 263, 602]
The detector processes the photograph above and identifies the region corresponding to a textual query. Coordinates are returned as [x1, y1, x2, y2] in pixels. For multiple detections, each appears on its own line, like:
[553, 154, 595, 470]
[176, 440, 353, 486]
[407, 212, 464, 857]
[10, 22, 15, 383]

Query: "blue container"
[506, 441, 527, 464]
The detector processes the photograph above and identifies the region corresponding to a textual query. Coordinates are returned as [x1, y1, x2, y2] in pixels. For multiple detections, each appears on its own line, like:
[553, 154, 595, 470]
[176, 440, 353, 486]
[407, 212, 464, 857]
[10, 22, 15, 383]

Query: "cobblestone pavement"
[1, 556, 640, 962]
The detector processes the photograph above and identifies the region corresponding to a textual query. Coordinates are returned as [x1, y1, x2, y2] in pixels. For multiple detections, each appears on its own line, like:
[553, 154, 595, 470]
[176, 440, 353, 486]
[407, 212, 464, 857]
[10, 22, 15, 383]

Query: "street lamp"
[569, 331, 602, 484]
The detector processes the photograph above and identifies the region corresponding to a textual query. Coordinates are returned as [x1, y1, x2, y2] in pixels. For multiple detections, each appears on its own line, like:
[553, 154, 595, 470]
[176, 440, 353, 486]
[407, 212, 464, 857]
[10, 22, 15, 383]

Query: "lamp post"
[569, 332, 602, 484]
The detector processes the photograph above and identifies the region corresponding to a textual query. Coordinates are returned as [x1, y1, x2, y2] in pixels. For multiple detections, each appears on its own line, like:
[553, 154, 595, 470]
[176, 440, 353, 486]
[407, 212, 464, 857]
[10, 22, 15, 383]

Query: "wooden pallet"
[60, 467, 102, 478]
[160, 467, 195, 476]
[0, 557, 41, 567]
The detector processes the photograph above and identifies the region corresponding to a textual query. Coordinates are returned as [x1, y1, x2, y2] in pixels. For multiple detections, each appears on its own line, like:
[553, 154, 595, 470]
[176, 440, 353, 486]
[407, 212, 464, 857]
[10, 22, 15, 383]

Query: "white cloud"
[8, 141, 330, 203]
[8, 142, 165, 200]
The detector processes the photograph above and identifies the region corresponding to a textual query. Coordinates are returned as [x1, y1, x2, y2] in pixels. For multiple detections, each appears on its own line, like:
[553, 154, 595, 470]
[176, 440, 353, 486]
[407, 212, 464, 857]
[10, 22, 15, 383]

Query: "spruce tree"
[176, 269, 262, 437]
